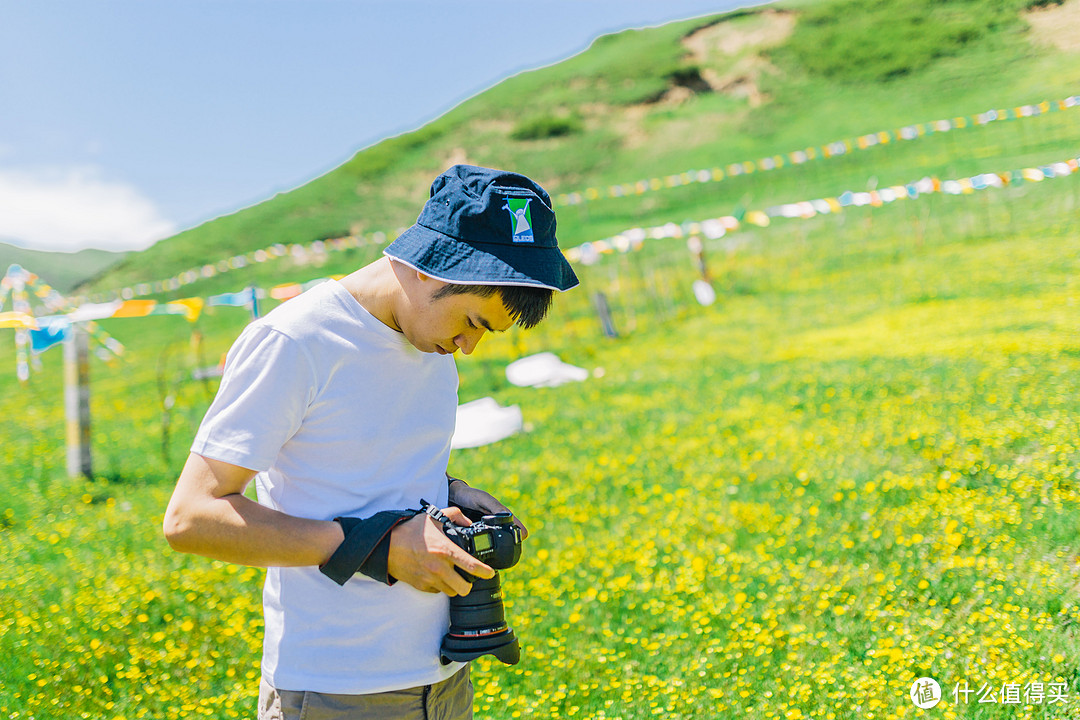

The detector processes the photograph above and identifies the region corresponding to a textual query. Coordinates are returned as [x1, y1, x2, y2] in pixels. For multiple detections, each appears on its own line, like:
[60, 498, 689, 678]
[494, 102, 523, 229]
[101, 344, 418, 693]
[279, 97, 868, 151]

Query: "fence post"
[64, 325, 92, 479]
[593, 291, 619, 339]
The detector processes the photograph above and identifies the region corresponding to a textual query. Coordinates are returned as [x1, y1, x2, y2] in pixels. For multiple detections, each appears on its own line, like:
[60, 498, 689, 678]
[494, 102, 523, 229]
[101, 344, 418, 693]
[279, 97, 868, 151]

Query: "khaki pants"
[257, 666, 472, 720]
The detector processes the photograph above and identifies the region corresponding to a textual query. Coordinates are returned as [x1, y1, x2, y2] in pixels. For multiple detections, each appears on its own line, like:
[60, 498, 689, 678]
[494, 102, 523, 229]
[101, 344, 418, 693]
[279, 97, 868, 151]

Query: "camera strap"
[420, 499, 452, 527]
[319, 510, 421, 586]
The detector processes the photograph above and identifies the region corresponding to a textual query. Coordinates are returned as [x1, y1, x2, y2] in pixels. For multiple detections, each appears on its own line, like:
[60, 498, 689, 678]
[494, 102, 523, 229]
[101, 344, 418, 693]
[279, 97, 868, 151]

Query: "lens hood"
[440, 628, 520, 666]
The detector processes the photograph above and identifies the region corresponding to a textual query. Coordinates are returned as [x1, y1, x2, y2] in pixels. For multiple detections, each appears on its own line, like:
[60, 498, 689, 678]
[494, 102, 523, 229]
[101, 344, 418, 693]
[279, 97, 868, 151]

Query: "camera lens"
[448, 575, 506, 631]
[441, 572, 520, 665]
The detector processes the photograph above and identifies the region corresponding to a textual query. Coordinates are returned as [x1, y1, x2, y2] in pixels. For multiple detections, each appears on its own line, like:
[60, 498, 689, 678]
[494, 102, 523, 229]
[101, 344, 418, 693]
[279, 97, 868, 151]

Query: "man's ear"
[418, 271, 446, 288]
[417, 272, 452, 298]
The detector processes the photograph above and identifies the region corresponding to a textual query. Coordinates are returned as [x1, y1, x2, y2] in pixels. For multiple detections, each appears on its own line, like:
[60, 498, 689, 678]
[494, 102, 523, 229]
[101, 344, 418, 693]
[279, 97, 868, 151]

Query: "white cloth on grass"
[451, 397, 523, 449]
[505, 352, 588, 388]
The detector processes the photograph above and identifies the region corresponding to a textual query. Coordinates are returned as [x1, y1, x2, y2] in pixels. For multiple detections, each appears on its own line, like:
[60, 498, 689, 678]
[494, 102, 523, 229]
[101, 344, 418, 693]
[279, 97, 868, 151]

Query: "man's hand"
[387, 507, 495, 596]
[448, 478, 529, 540]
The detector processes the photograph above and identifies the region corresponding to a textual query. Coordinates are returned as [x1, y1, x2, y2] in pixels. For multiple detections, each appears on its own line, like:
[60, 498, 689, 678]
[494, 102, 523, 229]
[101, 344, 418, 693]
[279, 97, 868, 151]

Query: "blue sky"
[0, 0, 755, 253]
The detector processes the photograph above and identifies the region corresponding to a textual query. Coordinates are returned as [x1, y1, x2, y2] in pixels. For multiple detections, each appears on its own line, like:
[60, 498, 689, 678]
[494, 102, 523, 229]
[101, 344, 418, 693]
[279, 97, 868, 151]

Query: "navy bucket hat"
[384, 165, 579, 292]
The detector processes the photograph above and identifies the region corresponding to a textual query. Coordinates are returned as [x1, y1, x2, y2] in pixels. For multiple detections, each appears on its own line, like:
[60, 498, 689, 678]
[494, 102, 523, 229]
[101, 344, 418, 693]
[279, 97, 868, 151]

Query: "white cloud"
[0, 166, 176, 252]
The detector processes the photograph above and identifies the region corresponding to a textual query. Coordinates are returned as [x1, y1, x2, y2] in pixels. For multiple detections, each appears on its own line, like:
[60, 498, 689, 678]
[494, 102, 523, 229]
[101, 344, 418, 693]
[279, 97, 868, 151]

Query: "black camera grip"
[319, 510, 419, 586]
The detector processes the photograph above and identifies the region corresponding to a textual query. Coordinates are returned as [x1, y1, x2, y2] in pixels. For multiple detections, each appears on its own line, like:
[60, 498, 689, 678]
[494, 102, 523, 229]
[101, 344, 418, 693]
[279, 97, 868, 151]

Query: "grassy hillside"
[83, 0, 1080, 299]
[3, 0, 1080, 717]
[0, 242, 127, 294]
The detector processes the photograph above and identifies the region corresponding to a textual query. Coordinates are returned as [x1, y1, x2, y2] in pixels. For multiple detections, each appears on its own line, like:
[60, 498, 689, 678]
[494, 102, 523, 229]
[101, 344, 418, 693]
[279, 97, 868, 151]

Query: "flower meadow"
[1, 173, 1078, 720]
[4, 0, 1080, 712]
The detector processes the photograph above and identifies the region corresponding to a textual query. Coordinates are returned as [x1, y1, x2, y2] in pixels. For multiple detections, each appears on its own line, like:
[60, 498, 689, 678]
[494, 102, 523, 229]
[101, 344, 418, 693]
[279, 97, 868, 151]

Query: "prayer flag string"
[85, 95, 1080, 304]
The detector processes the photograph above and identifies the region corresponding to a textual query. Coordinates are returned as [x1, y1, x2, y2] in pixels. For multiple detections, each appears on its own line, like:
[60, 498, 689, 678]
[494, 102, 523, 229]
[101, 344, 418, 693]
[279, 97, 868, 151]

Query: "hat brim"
[383, 223, 580, 292]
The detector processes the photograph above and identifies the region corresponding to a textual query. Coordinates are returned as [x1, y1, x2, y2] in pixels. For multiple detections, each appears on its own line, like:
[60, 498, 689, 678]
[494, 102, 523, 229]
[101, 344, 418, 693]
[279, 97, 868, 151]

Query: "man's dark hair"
[431, 283, 554, 330]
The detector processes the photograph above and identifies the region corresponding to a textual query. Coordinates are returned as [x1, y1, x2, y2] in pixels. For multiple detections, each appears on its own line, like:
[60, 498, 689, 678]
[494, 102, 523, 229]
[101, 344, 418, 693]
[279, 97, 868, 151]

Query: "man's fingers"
[435, 530, 494, 582]
[422, 556, 473, 596]
[396, 551, 473, 596]
[450, 547, 495, 581]
[441, 506, 473, 526]
[445, 570, 473, 597]
[436, 506, 494, 579]
[386, 509, 498, 595]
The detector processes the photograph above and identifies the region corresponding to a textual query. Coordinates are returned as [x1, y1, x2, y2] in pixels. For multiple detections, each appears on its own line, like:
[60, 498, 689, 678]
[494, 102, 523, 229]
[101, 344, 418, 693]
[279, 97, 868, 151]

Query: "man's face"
[401, 282, 514, 356]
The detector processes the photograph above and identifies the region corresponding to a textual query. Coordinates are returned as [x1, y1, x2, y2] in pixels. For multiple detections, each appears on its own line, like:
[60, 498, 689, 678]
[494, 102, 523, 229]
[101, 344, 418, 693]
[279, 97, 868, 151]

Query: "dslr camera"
[420, 500, 523, 665]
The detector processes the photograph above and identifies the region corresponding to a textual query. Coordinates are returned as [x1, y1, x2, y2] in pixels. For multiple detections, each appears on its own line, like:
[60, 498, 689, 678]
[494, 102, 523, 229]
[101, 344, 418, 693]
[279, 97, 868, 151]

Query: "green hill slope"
[0, 242, 126, 294]
[84, 0, 1080, 298]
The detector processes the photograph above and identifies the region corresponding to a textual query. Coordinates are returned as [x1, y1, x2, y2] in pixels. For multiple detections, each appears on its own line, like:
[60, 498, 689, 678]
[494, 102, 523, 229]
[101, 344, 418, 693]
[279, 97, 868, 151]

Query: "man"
[163, 164, 578, 719]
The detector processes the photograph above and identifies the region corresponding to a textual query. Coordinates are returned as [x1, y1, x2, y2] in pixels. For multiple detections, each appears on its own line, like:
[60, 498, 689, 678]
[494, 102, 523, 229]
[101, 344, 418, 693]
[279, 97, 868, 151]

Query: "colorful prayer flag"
[29, 317, 71, 354]
[0, 312, 38, 330]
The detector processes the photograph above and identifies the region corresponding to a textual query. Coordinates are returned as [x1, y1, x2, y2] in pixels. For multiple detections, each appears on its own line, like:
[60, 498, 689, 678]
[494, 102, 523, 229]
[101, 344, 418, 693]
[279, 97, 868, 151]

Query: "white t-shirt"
[191, 279, 463, 694]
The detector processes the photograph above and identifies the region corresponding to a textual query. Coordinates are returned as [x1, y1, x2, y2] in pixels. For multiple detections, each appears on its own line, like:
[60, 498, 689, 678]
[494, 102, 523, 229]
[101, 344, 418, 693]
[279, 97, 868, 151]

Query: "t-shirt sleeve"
[191, 323, 317, 472]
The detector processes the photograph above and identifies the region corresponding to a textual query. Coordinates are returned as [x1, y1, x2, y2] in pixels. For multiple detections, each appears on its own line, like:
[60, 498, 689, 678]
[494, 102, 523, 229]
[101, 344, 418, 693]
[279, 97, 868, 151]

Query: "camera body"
[421, 500, 523, 665]
[442, 512, 522, 575]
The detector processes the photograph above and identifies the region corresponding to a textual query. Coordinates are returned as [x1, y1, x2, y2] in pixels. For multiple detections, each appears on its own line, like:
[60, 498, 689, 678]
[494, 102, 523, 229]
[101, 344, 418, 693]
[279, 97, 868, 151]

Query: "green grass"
[3, 0, 1080, 717]
[3, 165, 1079, 720]
[775, 0, 1030, 83]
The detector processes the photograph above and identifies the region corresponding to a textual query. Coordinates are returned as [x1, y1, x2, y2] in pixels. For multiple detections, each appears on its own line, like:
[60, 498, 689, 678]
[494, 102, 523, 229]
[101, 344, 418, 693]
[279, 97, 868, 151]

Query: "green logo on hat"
[503, 198, 534, 243]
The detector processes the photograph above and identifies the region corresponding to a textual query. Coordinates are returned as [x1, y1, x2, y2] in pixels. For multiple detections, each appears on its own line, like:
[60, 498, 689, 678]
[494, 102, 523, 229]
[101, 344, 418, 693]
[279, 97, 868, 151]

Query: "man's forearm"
[165, 493, 344, 567]
[163, 453, 344, 568]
